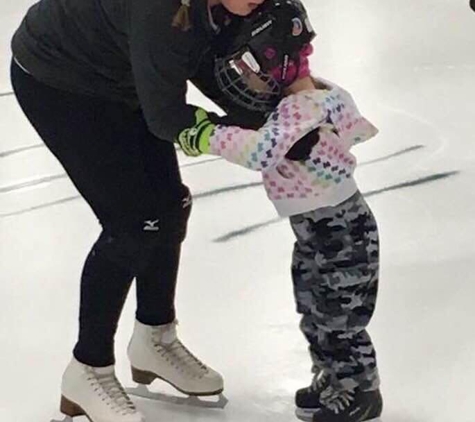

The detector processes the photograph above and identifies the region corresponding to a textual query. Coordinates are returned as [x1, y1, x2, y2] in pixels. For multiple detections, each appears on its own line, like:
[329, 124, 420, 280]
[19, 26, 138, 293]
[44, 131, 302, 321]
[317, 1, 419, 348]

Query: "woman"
[10, 1, 264, 421]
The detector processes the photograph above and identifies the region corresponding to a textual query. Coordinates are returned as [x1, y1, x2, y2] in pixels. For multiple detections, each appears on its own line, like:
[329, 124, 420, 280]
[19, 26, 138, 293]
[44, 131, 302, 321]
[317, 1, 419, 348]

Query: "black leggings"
[11, 60, 191, 367]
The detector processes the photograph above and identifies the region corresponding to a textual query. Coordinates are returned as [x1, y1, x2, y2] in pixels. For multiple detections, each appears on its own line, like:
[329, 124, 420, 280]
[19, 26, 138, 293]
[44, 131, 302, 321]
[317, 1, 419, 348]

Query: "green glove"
[176, 108, 216, 157]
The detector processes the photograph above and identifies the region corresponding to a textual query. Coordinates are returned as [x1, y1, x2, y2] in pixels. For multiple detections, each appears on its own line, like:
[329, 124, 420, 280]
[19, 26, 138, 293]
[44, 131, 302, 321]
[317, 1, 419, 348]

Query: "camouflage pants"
[290, 191, 380, 392]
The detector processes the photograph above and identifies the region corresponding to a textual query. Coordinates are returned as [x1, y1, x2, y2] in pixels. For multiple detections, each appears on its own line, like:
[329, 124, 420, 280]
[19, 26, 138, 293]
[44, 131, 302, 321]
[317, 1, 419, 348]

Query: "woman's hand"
[176, 109, 216, 156]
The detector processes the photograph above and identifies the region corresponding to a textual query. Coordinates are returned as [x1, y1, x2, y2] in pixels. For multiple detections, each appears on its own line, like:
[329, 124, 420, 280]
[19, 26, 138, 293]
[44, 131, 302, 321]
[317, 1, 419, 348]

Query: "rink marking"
[0, 91, 13, 98]
[0, 145, 222, 161]
[0, 145, 424, 194]
[1, 171, 458, 220]
[0, 181, 264, 218]
[359, 145, 424, 167]
[0, 155, 222, 193]
[0, 195, 80, 218]
[0, 144, 44, 158]
[213, 171, 460, 242]
[214, 217, 283, 242]
[0, 174, 68, 194]
[0, 149, 448, 219]
[194, 182, 263, 200]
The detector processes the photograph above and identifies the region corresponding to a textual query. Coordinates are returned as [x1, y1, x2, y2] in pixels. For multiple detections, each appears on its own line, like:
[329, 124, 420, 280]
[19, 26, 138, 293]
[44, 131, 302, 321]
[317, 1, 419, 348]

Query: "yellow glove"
[176, 109, 215, 157]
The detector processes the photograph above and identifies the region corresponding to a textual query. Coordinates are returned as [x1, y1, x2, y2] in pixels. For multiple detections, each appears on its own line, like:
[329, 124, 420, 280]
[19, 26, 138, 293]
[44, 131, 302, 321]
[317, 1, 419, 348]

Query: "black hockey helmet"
[214, 0, 316, 112]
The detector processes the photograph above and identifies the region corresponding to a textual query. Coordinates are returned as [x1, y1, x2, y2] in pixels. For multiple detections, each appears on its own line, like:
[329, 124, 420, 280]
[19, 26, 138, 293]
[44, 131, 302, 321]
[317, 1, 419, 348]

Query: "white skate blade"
[125, 384, 228, 410]
[49, 412, 83, 422]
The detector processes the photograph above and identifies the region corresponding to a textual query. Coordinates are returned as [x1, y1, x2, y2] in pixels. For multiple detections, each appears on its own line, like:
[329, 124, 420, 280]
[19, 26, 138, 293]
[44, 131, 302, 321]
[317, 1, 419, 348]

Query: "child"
[177, 1, 383, 421]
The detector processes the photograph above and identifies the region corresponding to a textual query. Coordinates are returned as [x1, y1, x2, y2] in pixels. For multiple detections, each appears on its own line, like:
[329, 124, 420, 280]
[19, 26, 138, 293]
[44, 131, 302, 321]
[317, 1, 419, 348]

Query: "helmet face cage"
[215, 49, 282, 113]
[215, 0, 316, 112]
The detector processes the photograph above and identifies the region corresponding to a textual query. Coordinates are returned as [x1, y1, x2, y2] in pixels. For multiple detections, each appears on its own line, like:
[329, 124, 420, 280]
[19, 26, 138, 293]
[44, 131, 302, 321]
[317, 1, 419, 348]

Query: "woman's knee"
[93, 186, 193, 273]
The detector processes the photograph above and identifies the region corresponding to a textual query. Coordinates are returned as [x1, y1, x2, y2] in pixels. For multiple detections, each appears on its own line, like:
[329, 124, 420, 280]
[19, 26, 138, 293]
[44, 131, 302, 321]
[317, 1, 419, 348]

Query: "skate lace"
[86, 370, 136, 415]
[155, 338, 209, 378]
[311, 371, 329, 391]
[319, 386, 355, 415]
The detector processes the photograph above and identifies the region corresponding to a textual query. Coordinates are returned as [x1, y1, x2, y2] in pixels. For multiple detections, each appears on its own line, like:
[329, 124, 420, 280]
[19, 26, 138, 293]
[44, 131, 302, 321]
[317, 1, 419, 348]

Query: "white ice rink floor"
[1, 1, 475, 421]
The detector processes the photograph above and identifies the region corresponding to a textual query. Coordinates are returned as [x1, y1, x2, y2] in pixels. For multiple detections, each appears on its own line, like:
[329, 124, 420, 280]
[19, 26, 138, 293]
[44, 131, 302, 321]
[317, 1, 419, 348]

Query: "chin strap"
[271, 43, 313, 87]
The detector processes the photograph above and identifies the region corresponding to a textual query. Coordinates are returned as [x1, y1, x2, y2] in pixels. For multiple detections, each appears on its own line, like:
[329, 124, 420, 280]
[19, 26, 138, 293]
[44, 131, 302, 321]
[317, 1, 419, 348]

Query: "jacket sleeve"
[315, 79, 379, 148]
[208, 90, 329, 171]
[128, 0, 225, 141]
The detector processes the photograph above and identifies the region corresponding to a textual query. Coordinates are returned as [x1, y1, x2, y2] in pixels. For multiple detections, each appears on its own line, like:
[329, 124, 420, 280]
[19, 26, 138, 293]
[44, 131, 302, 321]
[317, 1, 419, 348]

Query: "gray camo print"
[290, 191, 380, 392]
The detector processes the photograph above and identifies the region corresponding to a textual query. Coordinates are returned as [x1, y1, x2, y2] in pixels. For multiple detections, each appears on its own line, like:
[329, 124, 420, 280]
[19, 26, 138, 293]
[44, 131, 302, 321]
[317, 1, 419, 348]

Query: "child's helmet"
[214, 0, 316, 112]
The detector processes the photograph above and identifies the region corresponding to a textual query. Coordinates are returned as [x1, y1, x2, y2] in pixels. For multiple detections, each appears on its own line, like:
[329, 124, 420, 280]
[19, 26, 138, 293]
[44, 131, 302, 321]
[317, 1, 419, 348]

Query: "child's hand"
[285, 128, 320, 161]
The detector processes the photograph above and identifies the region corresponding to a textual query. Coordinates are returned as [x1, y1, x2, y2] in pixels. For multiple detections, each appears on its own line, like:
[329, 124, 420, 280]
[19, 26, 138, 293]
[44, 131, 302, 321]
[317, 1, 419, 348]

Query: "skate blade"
[50, 414, 90, 422]
[125, 384, 229, 409]
[295, 407, 320, 421]
[50, 416, 73, 422]
[50, 413, 92, 422]
[310, 411, 383, 422]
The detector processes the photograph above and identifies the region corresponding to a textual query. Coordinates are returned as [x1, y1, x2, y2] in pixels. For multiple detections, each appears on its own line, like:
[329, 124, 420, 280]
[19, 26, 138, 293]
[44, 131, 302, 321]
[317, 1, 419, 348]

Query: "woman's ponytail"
[172, 0, 192, 32]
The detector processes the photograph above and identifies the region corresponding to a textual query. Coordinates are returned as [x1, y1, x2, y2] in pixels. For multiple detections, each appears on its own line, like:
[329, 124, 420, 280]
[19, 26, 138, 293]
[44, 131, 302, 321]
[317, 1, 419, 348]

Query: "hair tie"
[172, 0, 192, 32]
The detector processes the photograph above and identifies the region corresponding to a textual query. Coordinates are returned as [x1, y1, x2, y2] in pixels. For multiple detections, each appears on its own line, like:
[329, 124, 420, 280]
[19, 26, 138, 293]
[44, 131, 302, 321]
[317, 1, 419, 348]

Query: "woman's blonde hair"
[172, 0, 192, 32]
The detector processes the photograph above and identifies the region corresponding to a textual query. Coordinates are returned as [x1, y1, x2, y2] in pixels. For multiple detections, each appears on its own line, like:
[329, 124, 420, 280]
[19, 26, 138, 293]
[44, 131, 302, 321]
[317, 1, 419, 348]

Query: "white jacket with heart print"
[208, 79, 378, 217]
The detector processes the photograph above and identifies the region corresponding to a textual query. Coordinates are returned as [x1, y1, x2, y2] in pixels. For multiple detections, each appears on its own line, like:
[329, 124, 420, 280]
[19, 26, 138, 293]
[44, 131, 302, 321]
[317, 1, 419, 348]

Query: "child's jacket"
[209, 79, 378, 217]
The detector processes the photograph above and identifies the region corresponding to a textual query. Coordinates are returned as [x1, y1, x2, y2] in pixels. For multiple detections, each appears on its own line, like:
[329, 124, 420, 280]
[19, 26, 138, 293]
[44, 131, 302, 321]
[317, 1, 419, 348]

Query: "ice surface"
[1, 1, 475, 421]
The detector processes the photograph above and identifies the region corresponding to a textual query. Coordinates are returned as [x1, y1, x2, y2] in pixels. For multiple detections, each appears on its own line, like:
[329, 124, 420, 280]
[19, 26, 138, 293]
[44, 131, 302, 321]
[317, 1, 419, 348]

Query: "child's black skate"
[295, 372, 330, 420]
[312, 387, 383, 422]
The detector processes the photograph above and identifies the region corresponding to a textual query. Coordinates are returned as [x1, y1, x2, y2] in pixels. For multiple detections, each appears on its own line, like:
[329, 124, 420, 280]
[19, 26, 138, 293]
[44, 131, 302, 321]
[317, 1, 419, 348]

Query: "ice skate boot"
[312, 386, 383, 422]
[60, 357, 144, 422]
[295, 371, 330, 420]
[127, 320, 223, 396]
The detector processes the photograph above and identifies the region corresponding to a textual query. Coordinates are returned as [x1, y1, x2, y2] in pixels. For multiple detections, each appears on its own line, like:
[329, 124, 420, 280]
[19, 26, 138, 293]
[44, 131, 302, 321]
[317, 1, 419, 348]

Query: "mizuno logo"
[143, 220, 160, 232]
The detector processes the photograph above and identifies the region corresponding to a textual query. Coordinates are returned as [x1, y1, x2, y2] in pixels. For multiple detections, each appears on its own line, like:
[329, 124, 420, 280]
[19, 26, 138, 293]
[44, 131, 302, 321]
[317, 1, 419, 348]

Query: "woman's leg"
[290, 191, 381, 392]
[131, 131, 192, 327]
[11, 59, 187, 367]
[135, 241, 181, 326]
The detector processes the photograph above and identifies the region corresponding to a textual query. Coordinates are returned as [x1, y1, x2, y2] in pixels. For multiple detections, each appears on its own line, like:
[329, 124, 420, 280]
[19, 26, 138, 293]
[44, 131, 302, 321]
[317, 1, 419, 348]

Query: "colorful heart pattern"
[209, 80, 378, 211]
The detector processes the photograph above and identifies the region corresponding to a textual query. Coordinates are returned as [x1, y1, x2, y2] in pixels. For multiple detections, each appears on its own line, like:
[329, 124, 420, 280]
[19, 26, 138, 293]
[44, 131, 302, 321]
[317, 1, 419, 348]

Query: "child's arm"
[317, 79, 379, 147]
[208, 88, 328, 171]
